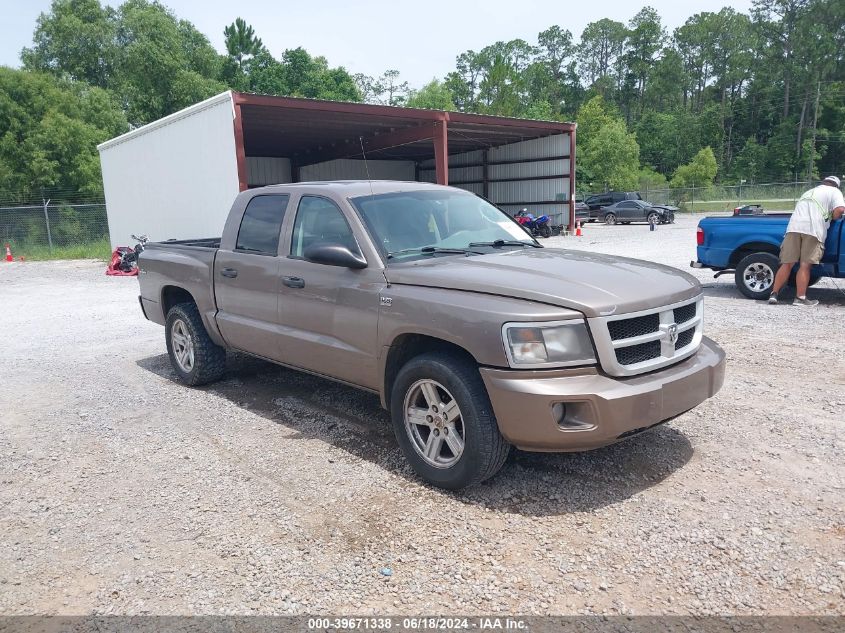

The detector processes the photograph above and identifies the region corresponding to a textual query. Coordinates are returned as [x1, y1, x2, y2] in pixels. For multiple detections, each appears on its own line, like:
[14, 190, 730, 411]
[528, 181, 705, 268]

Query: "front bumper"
[480, 336, 726, 451]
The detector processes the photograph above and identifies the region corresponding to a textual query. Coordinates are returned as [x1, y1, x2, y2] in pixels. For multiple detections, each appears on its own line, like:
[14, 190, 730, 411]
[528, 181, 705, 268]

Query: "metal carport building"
[99, 90, 576, 247]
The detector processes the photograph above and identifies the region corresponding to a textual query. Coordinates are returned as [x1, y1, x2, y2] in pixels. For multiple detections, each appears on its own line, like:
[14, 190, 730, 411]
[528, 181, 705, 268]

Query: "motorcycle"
[514, 209, 552, 238]
[106, 234, 148, 276]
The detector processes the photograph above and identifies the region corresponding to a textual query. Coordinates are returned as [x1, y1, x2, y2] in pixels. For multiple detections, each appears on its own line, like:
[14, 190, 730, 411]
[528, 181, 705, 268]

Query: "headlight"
[502, 320, 596, 368]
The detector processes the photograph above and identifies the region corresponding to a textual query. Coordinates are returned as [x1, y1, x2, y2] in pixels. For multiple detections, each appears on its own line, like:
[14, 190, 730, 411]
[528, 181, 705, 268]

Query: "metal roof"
[233, 92, 575, 163]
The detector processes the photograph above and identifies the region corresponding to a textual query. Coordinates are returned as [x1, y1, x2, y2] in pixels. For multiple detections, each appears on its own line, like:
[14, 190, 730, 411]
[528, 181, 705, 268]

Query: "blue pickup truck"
[692, 214, 844, 299]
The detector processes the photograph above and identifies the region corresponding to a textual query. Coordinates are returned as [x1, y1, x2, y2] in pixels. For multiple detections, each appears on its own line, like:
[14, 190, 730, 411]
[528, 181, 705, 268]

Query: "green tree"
[21, 0, 117, 88]
[623, 7, 665, 115]
[671, 146, 718, 187]
[638, 166, 668, 192]
[575, 95, 614, 145]
[582, 119, 640, 191]
[114, 0, 225, 125]
[0, 68, 127, 193]
[730, 137, 767, 183]
[406, 79, 455, 110]
[223, 17, 263, 70]
[577, 19, 628, 89]
[279, 48, 360, 101]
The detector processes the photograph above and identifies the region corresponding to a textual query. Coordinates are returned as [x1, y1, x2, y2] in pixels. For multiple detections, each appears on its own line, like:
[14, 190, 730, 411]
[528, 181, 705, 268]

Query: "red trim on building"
[433, 121, 449, 186]
[568, 125, 577, 231]
[232, 103, 248, 191]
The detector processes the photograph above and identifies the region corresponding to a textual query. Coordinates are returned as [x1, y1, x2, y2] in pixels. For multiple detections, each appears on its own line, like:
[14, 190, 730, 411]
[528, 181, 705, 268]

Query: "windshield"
[350, 190, 536, 260]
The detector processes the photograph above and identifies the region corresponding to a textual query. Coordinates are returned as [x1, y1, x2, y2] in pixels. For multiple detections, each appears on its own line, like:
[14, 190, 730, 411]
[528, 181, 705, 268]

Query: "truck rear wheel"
[165, 302, 226, 386]
[390, 352, 510, 490]
[735, 252, 779, 300]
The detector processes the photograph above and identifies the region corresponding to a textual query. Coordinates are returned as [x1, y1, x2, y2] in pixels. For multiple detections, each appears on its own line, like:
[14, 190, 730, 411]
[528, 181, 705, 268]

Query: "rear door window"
[236, 194, 290, 255]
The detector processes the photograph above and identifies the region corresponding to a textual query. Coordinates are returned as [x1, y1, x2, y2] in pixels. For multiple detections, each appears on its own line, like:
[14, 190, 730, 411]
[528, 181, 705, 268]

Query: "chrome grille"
[615, 341, 661, 365]
[674, 303, 697, 324]
[588, 297, 703, 377]
[675, 328, 695, 350]
[607, 314, 659, 340]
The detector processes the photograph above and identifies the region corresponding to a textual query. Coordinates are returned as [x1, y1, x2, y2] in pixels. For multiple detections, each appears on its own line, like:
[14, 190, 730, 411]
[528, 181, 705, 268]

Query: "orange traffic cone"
[4, 243, 12, 262]
[575, 221, 582, 237]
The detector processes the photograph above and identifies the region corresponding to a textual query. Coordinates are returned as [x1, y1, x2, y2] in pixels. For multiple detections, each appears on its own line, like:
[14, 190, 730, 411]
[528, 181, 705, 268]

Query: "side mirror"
[303, 242, 367, 269]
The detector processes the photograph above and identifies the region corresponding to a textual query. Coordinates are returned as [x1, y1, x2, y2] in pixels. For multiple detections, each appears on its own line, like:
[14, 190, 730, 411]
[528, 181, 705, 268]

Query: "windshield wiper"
[387, 246, 485, 259]
[468, 239, 542, 248]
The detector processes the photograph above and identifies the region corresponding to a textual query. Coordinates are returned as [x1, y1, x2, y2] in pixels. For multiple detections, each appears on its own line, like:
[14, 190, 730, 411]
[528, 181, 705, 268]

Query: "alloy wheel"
[171, 319, 195, 373]
[403, 379, 465, 468]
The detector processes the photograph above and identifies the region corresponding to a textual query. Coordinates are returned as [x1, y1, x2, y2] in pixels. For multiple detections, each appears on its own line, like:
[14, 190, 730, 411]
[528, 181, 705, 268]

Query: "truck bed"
[149, 237, 221, 249]
[138, 238, 221, 332]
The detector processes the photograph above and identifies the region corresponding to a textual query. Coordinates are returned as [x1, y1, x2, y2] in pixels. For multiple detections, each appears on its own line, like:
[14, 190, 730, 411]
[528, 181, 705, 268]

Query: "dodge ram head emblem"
[666, 323, 679, 345]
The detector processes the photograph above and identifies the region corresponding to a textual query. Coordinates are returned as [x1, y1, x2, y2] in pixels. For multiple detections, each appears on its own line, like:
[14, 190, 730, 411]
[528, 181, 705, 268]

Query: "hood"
[384, 248, 701, 317]
[653, 205, 678, 212]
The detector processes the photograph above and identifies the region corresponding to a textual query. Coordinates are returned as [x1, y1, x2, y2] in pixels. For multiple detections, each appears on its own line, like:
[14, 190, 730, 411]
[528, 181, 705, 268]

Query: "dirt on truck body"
[138, 180, 726, 489]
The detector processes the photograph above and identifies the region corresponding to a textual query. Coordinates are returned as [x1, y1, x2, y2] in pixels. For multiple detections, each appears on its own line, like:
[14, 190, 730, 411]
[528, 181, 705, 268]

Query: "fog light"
[553, 401, 597, 431]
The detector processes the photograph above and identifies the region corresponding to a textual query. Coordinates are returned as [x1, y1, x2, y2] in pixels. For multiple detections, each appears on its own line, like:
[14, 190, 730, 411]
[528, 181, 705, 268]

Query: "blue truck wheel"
[735, 252, 779, 300]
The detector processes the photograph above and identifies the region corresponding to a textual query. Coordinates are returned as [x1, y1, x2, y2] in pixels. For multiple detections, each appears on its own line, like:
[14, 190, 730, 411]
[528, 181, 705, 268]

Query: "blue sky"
[1, 0, 754, 88]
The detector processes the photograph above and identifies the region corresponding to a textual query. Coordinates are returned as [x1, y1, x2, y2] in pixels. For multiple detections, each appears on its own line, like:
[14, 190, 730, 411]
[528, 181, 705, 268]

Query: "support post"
[482, 150, 489, 199]
[433, 120, 449, 186]
[568, 127, 577, 232]
[232, 103, 248, 191]
[42, 193, 53, 252]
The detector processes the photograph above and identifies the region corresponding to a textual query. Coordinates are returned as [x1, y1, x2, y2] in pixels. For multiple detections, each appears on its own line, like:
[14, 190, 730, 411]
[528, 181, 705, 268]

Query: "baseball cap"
[823, 175, 841, 187]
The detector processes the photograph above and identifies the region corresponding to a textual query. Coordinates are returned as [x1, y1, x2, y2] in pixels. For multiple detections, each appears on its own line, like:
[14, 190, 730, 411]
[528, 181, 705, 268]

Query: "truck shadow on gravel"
[137, 352, 694, 515]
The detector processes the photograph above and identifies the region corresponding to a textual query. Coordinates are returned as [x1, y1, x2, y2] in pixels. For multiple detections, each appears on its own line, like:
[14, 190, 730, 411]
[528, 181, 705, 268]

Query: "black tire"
[390, 352, 510, 490]
[165, 302, 226, 386]
[787, 271, 823, 288]
[605, 213, 617, 225]
[735, 252, 779, 300]
[647, 212, 660, 225]
[539, 224, 552, 238]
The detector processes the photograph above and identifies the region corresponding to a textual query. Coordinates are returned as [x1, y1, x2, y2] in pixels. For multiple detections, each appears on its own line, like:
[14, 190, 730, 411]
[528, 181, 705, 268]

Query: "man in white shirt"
[769, 176, 845, 306]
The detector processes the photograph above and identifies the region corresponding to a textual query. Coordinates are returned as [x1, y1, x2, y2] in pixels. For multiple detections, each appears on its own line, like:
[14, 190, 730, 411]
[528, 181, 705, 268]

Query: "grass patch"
[7, 238, 112, 261]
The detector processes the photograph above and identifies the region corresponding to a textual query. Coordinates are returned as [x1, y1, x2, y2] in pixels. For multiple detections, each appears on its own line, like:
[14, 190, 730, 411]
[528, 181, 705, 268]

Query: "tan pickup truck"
[137, 181, 725, 489]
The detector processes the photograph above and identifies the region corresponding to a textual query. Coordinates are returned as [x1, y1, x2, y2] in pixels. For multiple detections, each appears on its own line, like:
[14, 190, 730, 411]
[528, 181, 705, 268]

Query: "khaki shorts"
[780, 232, 824, 264]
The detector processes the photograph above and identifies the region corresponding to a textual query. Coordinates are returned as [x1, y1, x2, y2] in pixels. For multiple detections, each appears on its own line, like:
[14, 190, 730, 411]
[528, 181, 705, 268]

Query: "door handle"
[283, 276, 305, 289]
[220, 268, 238, 278]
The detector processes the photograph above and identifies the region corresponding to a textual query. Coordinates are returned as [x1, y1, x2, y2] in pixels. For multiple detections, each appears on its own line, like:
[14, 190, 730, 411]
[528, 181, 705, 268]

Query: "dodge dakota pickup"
[693, 213, 844, 299]
[138, 181, 725, 489]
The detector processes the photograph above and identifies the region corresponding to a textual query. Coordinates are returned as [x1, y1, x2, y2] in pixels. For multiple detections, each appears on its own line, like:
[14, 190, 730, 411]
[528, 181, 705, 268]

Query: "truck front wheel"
[390, 352, 510, 490]
[165, 302, 226, 386]
[735, 252, 779, 300]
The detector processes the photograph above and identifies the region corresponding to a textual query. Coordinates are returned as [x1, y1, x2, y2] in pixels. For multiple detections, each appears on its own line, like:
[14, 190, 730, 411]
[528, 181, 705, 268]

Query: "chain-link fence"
[0, 189, 110, 260]
[640, 181, 815, 212]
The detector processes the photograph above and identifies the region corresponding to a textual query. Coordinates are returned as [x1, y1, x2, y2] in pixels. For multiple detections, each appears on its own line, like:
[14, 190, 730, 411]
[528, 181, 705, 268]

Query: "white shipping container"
[98, 92, 240, 247]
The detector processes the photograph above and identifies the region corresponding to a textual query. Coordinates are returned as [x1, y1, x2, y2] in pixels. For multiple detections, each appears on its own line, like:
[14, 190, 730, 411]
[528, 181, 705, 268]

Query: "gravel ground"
[1, 214, 843, 616]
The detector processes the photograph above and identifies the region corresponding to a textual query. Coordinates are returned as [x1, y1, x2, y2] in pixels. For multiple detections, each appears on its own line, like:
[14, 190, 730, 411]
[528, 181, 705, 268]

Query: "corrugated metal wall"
[418, 134, 571, 226]
[300, 159, 415, 182]
[247, 157, 292, 185]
